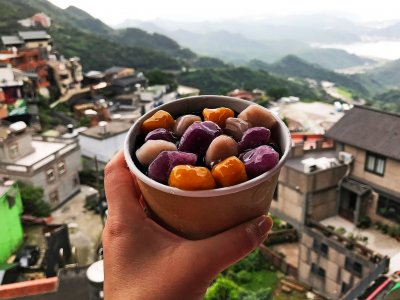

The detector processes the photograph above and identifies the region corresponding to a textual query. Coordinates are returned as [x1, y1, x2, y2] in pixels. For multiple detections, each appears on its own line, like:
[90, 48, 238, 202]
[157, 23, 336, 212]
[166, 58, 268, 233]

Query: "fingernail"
[257, 216, 271, 237]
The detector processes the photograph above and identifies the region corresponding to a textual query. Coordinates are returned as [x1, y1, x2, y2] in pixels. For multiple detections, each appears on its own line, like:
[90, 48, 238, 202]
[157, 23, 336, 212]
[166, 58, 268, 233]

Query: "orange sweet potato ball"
[168, 165, 216, 190]
[211, 156, 248, 187]
[203, 107, 234, 128]
[141, 110, 175, 133]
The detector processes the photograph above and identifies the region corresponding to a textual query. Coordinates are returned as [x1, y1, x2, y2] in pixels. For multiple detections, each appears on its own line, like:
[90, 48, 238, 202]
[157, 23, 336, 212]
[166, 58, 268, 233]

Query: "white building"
[79, 121, 132, 169]
[0, 122, 82, 208]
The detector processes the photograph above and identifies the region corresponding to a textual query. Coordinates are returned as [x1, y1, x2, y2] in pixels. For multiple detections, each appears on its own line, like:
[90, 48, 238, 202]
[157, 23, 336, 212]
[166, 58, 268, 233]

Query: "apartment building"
[270, 106, 399, 299]
[47, 56, 83, 96]
[0, 122, 82, 208]
[326, 106, 400, 227]
[79, 121, 131, 170]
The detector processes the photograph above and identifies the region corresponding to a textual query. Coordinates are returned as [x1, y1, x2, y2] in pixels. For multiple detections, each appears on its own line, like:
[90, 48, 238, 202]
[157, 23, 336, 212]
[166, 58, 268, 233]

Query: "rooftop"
[104, 66, 134, 75]
[18, 31, 51, 41]
[9, 140, 65, 167]
[112, 75, 146, 87]
[285, 149, 340, 173]
[321, 215, 399, 273]
[80, 121, 131, 140]
[326, 106, 400, 161]
[1, 36, 23, 46]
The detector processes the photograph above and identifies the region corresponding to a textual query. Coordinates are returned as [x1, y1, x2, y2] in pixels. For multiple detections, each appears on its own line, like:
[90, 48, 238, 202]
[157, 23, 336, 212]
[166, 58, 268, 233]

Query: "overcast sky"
[49, 0, 400, 25]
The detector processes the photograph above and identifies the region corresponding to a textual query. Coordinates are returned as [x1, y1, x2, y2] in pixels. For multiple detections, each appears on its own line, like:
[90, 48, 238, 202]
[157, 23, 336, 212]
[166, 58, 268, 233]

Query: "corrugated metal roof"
[18, 31, 50, 41]
[326, 106, 400, 160]
[1, 35, 23, 46]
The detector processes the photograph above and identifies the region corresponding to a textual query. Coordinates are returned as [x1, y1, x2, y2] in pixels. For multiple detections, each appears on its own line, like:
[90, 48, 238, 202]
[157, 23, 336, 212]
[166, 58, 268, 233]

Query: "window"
[312, 240, 328, 257]
[345, 257, 363, 277]
[57, 161, 66, 175]
[46, 168, 55, 183]
[320, 243, 329, 257]
[341, 282, 350, 294]
[377, 194, 400, 223]
[49, 191, 59, 204]
[9, 143, 19, 159]
[311, 263, 326, 279]
[353, 262, 363, 277]
[365, 151, 386, 176]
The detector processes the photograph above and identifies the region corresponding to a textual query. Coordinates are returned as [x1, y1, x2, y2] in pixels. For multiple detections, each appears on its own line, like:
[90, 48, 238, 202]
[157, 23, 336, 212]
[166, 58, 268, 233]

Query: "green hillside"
[248, 56, 370, 96]
[370, 89, 400, 112]
[179, 67, 324, 100]
[363, 59, 400, 89]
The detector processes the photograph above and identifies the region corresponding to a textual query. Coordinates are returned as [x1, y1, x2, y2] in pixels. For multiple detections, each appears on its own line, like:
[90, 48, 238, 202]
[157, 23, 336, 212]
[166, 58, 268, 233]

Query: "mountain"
[363, 59, 400, 88]
[114, 28, 196, 60]
[370, 89, 400, 112]
[178, 67, 324, 100]
[371, 22, 400, 39]
[248, 56, 370, 96]
[125, 23, 374, 70]
[296, 48, 375, 70]
[118, 14, 366, 43]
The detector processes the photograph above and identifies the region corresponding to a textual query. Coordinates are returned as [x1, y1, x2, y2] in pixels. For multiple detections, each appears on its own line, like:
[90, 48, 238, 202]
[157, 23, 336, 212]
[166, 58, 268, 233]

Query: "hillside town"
[0, 6, 399, 300]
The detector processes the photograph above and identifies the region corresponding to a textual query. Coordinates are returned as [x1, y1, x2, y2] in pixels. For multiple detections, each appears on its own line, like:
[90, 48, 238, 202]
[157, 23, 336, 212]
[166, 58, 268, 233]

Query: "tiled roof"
[326, 106, 400, 160]
[1, 36, 23, 46]
[18, 31, 50, 41]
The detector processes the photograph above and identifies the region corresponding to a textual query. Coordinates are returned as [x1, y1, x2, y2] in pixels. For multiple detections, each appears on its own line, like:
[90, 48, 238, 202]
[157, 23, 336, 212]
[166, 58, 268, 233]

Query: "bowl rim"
[124, 95, 291, 197]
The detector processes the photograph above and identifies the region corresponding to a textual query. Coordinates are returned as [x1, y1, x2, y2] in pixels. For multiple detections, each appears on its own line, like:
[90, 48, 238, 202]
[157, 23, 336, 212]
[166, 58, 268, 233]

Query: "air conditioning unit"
[338, 151, 354, 164]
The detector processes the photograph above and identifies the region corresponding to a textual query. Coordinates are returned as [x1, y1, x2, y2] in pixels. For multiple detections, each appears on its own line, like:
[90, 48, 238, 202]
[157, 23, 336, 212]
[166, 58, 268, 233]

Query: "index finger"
[104, 150, 144, 221]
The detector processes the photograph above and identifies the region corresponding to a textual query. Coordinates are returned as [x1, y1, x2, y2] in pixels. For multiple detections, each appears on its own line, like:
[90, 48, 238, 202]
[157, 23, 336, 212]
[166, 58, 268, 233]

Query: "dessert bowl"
[124, 95, 291, 239]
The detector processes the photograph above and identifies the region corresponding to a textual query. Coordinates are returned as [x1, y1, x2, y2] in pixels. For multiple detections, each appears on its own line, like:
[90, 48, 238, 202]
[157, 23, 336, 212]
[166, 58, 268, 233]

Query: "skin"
[103, 151, 273, 300]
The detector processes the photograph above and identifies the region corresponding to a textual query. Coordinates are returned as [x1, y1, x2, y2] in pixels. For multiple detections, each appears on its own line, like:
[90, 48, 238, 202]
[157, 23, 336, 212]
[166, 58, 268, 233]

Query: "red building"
[0, 49, 49, 88]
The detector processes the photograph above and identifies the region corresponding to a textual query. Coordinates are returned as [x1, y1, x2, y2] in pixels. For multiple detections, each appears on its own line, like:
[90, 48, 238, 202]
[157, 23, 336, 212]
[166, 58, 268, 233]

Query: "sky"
[49, 0, 400, 26]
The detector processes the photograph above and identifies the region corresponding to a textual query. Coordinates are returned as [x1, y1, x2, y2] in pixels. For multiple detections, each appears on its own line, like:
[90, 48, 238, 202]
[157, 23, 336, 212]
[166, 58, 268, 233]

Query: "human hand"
[103, 151, 273, 300]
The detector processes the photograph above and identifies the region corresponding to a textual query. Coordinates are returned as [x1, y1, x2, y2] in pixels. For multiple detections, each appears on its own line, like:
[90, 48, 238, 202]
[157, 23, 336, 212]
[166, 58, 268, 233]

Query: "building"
[299, 220, 388, 299]
[1, 31, 52, 51]
[269, 107, 396, 299]
[227, 89, 255, 101]
[0, 181, 23, 264]
[177, 85, 200, 97]
[0, 48, 49, 89]
[103, 66, 134, 81]
[271, 145, 347, 230]
[47, 55, 83, 96]
[79, 121, 131, 169]
[326, 106, 400, 228]
[18, 13, 52, 28]
[0, 122, 82, 208]
[112, 74, 148, 95]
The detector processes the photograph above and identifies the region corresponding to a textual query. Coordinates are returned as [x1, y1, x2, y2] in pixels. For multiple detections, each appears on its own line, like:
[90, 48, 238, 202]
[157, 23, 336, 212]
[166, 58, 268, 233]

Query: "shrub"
[17, 181, 51, 217]
[357, 216, 371, 229]
[236, 270, 252, 284]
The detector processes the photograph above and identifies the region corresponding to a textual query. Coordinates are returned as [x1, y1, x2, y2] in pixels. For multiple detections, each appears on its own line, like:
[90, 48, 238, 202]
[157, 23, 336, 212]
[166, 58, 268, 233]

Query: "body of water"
[317, 40, 400, 60]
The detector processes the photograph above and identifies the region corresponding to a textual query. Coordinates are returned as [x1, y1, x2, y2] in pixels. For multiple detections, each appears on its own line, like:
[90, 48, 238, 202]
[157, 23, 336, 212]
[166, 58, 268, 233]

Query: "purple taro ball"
[178, 121, 222, 157]
[238, 127, 271, 152]
[148, 151, 197, 184]
[240, 145, 279, 179]
[145, 128, 174, 143]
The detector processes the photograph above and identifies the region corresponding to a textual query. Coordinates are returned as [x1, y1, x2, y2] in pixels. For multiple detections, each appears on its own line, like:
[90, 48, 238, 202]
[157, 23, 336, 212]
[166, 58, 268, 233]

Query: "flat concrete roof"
[80, 121, 131, 140]
[285, 149, 338, 173]
[14, 140, 65, 166]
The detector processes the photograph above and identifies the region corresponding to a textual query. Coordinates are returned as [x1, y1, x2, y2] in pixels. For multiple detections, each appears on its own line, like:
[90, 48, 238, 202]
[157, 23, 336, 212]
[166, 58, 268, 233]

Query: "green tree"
[204, 276, 245, 300]
[17, 182, 51, 217]
[267, 87, 288, 100]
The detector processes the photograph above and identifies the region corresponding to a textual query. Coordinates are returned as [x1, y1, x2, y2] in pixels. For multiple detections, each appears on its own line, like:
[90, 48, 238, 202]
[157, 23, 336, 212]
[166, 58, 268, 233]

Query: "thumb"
[189, 215, 273, 279]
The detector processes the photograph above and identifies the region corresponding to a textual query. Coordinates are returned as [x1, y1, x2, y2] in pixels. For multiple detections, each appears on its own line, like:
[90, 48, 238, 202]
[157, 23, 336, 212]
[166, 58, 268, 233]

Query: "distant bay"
[315, 40, 400, 60]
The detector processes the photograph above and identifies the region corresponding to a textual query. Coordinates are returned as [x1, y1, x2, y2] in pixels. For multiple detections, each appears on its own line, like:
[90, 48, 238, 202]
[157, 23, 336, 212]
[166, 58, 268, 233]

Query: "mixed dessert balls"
[134, 105, 281, 190]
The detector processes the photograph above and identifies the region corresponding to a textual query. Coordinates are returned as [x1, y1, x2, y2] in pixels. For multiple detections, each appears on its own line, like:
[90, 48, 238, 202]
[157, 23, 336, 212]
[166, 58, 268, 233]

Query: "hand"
[102, 151, 273, 300]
